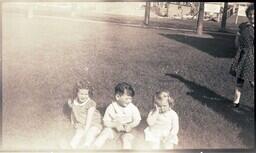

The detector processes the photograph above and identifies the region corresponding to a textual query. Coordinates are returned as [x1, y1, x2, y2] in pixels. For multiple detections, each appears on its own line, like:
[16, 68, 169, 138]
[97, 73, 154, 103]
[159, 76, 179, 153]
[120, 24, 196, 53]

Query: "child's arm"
[103, 105, 125, 131]
[163, 112, 179, 143]
[162, 113, 179, 144]
[123, 119, 140, 132]
[104, 120, 121, 129]
[84, 106, 96, 132]
[170, 112, 179, 136]
[104, 120, 125, 132]
[68, 99, 73, 108]
[146, 104, 160, 126]
[123, 106, 141, 132]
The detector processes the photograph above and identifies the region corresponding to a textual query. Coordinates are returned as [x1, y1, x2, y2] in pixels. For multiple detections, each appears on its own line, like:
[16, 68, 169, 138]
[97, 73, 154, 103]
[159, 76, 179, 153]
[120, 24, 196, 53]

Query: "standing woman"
[230, 4, 254, 107]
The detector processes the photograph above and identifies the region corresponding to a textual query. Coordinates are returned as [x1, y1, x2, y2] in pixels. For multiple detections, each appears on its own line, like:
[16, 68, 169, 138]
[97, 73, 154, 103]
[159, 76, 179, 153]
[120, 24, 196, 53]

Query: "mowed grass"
[2, 13, 254, 150]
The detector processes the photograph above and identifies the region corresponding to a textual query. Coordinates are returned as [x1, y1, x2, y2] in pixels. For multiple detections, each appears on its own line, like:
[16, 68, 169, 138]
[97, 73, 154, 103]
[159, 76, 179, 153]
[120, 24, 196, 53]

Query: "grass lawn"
[2, 12, 254, 150]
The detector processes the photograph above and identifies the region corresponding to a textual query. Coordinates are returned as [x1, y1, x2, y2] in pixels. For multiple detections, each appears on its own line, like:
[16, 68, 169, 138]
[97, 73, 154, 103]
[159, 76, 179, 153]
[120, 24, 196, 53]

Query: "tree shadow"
[165, 73, 254, 147]
[160, 33, 236, 58]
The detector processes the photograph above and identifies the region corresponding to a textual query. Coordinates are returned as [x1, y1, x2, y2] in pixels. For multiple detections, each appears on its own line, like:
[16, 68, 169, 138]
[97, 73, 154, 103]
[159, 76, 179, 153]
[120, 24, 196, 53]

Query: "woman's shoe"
[233, 103, 240, 108]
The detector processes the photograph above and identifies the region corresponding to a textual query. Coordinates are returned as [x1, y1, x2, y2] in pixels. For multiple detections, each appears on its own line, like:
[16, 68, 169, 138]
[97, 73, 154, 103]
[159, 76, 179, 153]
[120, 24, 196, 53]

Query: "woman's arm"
[234, 32, 240, 49]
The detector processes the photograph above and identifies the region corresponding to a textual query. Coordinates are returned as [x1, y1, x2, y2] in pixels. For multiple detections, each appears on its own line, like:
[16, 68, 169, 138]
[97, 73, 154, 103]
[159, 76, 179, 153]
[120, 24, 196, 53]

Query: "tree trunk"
[221, 2, 228, 31]
[196, 2, 205, 35]
[166, 2, 169, 17]
[144, 2, 150, 25]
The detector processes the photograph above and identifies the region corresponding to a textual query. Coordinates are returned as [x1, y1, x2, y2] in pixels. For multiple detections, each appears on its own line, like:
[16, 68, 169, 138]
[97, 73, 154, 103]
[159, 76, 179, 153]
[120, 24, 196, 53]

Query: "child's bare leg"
[121, 133, 134, 149]
[93, 128, 114, 149]
[163, 143, 174, 149]
[144, 127, 160, 149]
[83, 126, 101, 148]
[70, 128, 86, 149]
[162, 135, 177, 149]
[147, 141, 160, 149]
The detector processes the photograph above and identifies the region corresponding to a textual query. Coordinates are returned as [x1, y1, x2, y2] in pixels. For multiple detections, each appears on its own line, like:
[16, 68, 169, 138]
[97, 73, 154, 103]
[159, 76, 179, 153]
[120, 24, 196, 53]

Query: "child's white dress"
[71, 98, 102, 129]
[144, 109, 179, 145]
[69, 98, 102, 148]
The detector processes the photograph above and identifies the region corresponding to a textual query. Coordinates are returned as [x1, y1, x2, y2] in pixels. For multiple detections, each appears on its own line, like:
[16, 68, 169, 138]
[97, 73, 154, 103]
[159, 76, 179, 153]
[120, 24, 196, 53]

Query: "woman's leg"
[233, 87, 241, 106]
[233, 78, 244, 107]
[249, 81, 254, 88]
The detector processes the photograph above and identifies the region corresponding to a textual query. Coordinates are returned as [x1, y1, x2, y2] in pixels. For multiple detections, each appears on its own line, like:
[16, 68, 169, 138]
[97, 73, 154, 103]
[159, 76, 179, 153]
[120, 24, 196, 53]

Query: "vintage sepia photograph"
[1, 1, 255, 151]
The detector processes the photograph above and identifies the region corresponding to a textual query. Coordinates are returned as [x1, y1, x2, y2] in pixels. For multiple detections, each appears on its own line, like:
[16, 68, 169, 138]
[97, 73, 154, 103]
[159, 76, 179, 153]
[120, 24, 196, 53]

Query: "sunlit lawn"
[2, 12, 254, 150]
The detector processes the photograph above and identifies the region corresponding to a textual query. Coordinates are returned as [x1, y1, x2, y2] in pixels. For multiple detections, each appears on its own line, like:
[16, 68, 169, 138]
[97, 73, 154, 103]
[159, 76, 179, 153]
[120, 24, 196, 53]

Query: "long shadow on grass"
[160, 33, 236, 58]
[166, 73, 254, 147]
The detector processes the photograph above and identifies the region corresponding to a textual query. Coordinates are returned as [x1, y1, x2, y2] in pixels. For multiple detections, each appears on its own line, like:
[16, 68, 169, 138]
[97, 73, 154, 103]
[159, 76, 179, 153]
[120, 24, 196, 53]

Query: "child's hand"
[162, 134, 176, 143]
[115, 122, 125, 132]
[124, 124, 132, 132]
[154, 104, 160, 112]
[68, 99, 73, 108]
[161, 136, 168, 143]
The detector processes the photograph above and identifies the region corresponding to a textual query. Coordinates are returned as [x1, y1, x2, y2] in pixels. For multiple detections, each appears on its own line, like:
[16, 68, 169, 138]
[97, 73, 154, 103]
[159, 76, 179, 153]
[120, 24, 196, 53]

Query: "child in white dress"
[144, 90, 179, 149]
[68, 81, 102, 149]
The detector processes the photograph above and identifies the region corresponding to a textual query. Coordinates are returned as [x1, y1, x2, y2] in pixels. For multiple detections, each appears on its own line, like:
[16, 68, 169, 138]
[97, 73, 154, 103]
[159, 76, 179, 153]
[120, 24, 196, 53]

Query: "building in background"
[152, 2, 251, 23]
[4, 2, 252, 24]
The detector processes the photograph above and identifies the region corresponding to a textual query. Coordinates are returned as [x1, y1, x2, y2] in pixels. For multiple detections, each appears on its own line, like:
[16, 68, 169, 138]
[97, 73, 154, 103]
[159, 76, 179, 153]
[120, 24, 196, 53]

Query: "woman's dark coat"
[230, 22, 254, 82]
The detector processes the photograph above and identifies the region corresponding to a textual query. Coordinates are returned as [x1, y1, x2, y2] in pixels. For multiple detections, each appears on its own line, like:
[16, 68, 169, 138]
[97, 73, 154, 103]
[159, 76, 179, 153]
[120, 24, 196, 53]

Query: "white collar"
[74, 98, 90, 106]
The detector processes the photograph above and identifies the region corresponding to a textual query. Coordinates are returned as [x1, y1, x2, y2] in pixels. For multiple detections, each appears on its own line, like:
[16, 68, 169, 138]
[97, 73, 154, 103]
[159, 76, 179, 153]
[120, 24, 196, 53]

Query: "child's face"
[159, 92, 170, 103]
[156, 92, 170, 113]
[77, 89, 90, 103]
[156, 100, 170, 113]
[116, 92, 133, 107]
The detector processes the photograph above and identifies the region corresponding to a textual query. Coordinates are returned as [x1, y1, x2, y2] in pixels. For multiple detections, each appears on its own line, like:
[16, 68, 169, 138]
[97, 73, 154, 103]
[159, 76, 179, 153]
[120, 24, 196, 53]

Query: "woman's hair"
[73, 80, 93, 99]
[153, 90, 174, 107]
[246, 4, 254, 18]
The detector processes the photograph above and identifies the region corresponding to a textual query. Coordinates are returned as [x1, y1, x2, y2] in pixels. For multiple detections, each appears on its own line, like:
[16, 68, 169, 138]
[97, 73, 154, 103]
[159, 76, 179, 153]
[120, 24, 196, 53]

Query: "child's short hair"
[114, 82, 135, 97]
[246, 4, 254, 17]
[73, 80, 93, 98]
[154, 90, 174, 107]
